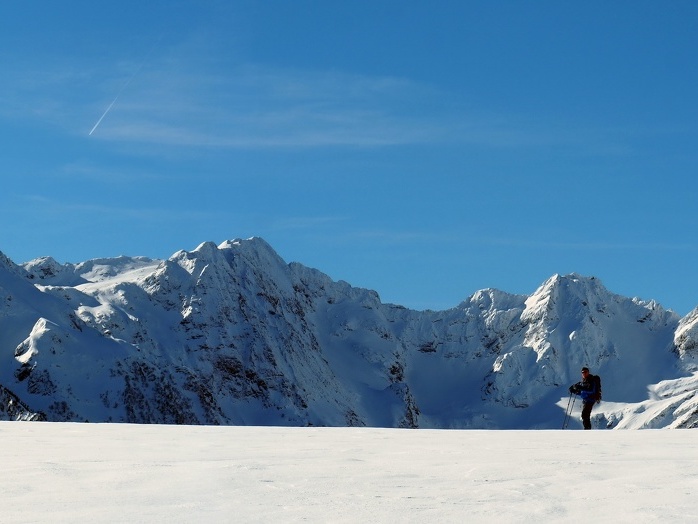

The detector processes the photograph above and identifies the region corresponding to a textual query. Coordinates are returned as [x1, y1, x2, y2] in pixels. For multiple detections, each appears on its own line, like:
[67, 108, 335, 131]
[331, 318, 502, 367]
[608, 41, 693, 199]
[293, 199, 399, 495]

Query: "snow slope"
[1, 237, 697, 429]
[2, 422, 698, 523]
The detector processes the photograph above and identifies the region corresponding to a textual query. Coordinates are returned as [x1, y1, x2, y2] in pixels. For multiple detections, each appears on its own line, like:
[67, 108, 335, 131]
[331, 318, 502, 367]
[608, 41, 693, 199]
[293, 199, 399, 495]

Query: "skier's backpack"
[591, 374, 602, 403]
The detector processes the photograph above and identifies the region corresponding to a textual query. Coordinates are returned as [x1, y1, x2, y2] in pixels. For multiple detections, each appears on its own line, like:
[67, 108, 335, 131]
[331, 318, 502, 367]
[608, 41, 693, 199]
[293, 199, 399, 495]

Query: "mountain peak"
[193, 241, 220, 255]
[218, 236, 286, 266]
[0, 251, 28, 279]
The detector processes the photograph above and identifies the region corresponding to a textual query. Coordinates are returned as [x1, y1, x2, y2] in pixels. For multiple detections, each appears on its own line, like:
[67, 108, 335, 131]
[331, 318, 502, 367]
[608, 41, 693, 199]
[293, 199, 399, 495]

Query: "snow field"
[1, 422, 697, 523]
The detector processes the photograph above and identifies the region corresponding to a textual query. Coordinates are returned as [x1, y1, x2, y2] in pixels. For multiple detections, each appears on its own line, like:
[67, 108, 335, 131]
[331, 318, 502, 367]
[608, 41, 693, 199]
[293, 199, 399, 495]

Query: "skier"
[569, 367, 598, 430]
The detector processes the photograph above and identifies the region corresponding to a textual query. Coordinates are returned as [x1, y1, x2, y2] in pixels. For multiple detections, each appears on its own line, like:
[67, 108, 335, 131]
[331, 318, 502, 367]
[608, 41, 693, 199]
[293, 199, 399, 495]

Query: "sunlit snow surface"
[2, 422, 697, 522]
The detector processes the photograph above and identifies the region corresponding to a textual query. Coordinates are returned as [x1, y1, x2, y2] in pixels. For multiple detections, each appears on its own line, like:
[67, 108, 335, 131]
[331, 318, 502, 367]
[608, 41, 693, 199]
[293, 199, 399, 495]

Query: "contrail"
[89, 37, 161, 136]
[89, 82, 130, 136]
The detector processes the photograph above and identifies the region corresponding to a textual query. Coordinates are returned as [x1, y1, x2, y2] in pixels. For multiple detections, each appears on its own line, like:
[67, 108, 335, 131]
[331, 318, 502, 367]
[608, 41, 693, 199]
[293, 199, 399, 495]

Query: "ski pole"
[567, 395, 577, 429]
[562, 393, 572, 429]
[562, 393, 577, 429]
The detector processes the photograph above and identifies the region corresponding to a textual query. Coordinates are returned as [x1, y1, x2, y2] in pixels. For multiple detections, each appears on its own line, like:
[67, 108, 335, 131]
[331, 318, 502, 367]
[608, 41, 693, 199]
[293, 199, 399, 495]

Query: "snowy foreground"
[2, 422, 698, 523]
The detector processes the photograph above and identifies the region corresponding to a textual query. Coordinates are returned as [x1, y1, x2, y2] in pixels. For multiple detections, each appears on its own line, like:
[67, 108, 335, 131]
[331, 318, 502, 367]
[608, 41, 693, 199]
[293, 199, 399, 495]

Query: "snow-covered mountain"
[1, 238, 697, 429]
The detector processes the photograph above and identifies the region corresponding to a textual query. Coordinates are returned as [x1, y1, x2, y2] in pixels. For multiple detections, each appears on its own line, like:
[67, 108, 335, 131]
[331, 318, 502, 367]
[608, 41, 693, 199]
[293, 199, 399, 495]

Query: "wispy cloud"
[0, 41, 645, 154]
[85, 60, 449, 149]
[269, 216, 351, 231]
[23, 195, 215, 222]
[60, 161, 172, 183]
[484, 236, 697, 252]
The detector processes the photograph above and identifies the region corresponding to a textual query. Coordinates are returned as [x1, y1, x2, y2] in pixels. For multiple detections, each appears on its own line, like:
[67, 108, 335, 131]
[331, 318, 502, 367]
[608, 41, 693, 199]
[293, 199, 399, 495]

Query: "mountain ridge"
[1, 237, 697, 429]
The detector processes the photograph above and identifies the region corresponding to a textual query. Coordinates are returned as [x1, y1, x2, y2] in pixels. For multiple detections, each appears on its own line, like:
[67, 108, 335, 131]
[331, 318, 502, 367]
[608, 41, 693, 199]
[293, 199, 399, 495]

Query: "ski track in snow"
[1, 422, 698, 523]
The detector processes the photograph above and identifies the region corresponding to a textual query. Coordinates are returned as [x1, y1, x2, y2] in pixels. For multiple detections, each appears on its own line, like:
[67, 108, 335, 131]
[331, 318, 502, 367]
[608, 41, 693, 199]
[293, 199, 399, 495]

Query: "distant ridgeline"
[1, 238, 698, 429]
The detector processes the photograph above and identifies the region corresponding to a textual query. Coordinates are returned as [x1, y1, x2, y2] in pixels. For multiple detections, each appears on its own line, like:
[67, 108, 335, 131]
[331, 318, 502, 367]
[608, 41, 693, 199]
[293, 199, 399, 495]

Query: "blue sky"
[2, 1, 698, 314]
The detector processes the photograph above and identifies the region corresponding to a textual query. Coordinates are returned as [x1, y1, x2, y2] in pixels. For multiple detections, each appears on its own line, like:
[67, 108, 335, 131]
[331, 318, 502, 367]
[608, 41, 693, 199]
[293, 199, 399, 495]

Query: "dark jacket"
[570, 375, 598, 403]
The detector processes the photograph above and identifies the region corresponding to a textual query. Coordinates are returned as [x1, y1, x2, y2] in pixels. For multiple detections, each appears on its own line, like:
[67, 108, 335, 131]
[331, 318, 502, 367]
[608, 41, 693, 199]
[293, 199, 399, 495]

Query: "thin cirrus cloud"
[91, 64, 640, 155]
[22, 194, 215, 223]
[86, 63, 452, 149]
[2, 56, 631, 153]
[81, 55, 644, 154]
[484, 236, 697, 252]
